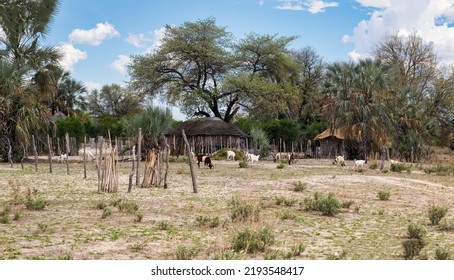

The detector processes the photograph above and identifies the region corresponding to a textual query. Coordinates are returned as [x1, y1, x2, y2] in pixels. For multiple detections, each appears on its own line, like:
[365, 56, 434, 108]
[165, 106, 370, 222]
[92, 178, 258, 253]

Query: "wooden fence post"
[83, 136, 87, 179]
[136, 128, 142, 186]
[182, 129, 197, 193]
[65, 133, 70, 175]
[32, 135, 38, 172]
[47, 135, 52, 173]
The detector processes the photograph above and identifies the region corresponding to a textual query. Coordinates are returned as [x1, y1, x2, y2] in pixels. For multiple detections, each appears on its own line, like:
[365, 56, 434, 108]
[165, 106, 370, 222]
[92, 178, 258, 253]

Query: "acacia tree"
[129, 18, 298, 123]
[373, 32, 441, 159]
[324, 59, 393, 159]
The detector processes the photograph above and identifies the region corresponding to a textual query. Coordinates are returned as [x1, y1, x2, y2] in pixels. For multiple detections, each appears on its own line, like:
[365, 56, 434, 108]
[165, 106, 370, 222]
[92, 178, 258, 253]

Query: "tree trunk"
[182, 129, 197, 193]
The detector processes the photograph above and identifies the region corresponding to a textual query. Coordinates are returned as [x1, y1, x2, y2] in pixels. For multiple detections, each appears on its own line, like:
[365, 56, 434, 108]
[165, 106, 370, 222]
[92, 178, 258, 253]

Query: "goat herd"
[194, 151, 371, 170]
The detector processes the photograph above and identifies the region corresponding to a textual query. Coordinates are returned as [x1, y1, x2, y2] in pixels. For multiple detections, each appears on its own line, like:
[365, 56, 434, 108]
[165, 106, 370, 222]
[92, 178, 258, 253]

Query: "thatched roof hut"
[314, 128, 346, 159]
[163, 117, 249, 155]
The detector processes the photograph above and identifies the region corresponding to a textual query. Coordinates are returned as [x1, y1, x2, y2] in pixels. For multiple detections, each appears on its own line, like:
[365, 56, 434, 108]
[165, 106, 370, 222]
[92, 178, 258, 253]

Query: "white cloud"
[69, 22, 120, 46]
[110, 55, 131, 74]
[126, 33, 146, 48]
[57, 44, 87, 71]
[84, 81, 102, 93]
[259, 0, 265, 6]
[306, 0, 339, 14]
[275, 0, 304, 10]
[345, 0, 454, 63]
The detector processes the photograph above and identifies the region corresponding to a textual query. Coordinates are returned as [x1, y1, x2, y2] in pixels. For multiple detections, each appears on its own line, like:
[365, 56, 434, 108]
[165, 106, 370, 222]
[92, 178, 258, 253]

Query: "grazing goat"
[288, 152, 295, 165]
[354, 159, 367, 169]
[197, 154, 213, 169]
[59, 153, 67, 163]
[333, 156, 345, 167]
[227, 150, 235, 160]
[249, 154, 260, 164]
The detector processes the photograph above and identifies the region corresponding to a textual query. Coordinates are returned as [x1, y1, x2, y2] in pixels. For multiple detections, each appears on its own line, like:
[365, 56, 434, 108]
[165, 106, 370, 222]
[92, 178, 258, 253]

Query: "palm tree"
[56, 71, 87, 115]
[122, 106, 174, 150]
[0, 0, 62, 161]
[324, 59, 393, 159]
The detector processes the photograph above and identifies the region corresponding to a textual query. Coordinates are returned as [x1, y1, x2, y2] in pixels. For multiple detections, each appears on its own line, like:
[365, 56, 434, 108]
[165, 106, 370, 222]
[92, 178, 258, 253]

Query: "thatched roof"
[314, 128, 345, 141]
[164, 117, 248, 137]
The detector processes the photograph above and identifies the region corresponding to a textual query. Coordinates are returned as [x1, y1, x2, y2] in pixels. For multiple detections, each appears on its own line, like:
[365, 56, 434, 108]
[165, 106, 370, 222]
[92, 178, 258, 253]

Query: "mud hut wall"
[317, 137, 344, 159]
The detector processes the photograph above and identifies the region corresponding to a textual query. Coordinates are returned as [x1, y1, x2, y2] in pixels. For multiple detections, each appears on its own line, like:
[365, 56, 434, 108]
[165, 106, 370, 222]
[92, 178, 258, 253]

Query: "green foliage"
[25, 188, 48, 211]
[378, 190, 390, 201]
[1, 205, 11, 224]
[435, 247, 451, 260]
[117, 200, 139, 214]
[341, 200, 354, 209]
[276, 163, 285, 169]
[101, 208, 112, 219]
[230, 227, 275, 253]
[175, 245, 199, 260]
[369, 162, 379, 169]
[302, 192, 341, 216]
[423, 165, 454, 176]
[428, 204, 448, 225]
[122, 106, 173, 150]
[95, 115, 124, 138]
[157, 220, 172, 231]
[213, 250, 243, 260]
[402, 239, 426, 260]
[293, 181, 306, 192]
[56, 116, 86, 146]
[196, 215, 220, 228]
[264, 119, 301, 142]
[407, 223, 426, 240]
[250, 127, 270, 154]
[239, 160, 248, 168]
[390, 163, 412, 173]
[227, 196, 260, 222]
[274, 195, 297, 206]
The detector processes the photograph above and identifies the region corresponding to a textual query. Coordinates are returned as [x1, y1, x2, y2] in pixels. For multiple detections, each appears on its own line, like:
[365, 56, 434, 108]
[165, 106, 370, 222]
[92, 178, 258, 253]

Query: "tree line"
[1, 1, 453, 162]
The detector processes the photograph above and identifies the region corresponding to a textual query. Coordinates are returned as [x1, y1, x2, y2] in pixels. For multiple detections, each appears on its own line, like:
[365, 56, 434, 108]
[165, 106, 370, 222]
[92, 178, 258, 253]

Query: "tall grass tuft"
[228, 196, 260, 222]
[230, 226, 275, 254]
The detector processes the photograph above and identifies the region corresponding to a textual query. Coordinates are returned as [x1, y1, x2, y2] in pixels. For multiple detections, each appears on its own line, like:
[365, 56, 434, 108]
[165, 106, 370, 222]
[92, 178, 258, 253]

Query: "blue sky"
[46, 0, 454, 118]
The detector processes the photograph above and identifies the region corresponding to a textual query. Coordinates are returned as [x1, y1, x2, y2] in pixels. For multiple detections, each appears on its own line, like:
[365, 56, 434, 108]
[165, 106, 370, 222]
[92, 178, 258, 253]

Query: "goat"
[288, 152, 295, 165]
[78, 148, 96, 161]
[59, 153, 67, 163]
[354, 159, 367, 169]
[227, 150, 235, 160]
[197, 154, 213, 169]
[249, 154, 260, 164]
[333, 156, 345, 167]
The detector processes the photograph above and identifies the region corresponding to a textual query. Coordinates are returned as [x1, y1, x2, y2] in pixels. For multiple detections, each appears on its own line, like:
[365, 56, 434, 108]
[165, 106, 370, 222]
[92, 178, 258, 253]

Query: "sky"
[46, 0, 454, 119]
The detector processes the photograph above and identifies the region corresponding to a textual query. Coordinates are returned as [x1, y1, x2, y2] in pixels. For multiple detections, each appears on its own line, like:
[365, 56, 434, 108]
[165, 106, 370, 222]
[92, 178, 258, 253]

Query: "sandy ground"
[0, 155, 453, 260]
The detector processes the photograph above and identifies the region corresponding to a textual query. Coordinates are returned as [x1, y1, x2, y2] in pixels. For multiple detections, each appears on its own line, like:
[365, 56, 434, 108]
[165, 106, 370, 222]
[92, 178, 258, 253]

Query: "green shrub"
[25, 188, 48, 211]
[290, 242, 306, 256]
[134, 213, 143, 223]
[435, 247, 451, 260]
[428, 204, 448, 225]
[264, 250, 293, 260]
[390, 163, 411, 173]
[230, 227, 275, 253]
[402, 239, 426, 260]
[423, 165, 453, 176]
[276, 163, 285, 169]
[157, 220, 172, 230]
[316, 193, 341, 216]
[369, 162, 379, 169]
[228, 196, 260, 222]
[407, 223, 426, 239]
[239, 160, 248, 168]
[378, 190, 390, 201]
[293, 181, 306, 192]
[175, 245, 199, 260]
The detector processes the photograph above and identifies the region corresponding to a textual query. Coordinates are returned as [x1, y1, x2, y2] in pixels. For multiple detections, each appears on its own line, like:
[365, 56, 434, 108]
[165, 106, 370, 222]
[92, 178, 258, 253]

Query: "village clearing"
[0, 150, 453, 260]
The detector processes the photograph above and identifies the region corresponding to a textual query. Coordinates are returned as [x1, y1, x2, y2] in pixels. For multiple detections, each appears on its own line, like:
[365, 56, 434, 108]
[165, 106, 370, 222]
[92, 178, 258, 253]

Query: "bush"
[101, 208, 112, 219]
[391, 163, 411, 173]
[117, 200, 139, 214]
[341, 200, 354, 209]
[369, 162, 379, 169]
[213, 250, 243, 260]
[435, 247, 451, 260]
[407, 223, 426, 239]
[228, 196, 260, 222]
[276, 163, 285, 169]
[239, 160, 248, 168]
[230, 227, 275, 253]
[293, 181, 306, 192]
[378, 190, 390, 201]
[175, 245, 199, 260]
[302, 192, 341, 216]
[25, 188, 48, 211]
[428, 204, 448, 225]
[402, 239, 426, 260]
[423, 165, 453, 176]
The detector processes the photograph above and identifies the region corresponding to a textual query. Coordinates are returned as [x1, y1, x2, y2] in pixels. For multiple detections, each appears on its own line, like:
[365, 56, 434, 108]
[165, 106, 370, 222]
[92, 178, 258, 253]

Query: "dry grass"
[0, 156, 453, 260]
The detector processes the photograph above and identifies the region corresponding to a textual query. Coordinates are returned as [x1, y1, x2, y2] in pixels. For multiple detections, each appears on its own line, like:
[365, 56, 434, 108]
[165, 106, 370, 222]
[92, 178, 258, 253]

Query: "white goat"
[333, 156, 345, 167]
[59, 153, 67, 163]
[354, 159, 367, 169]
[249, 154, 260, 163]
[227, 150, 235, 160]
